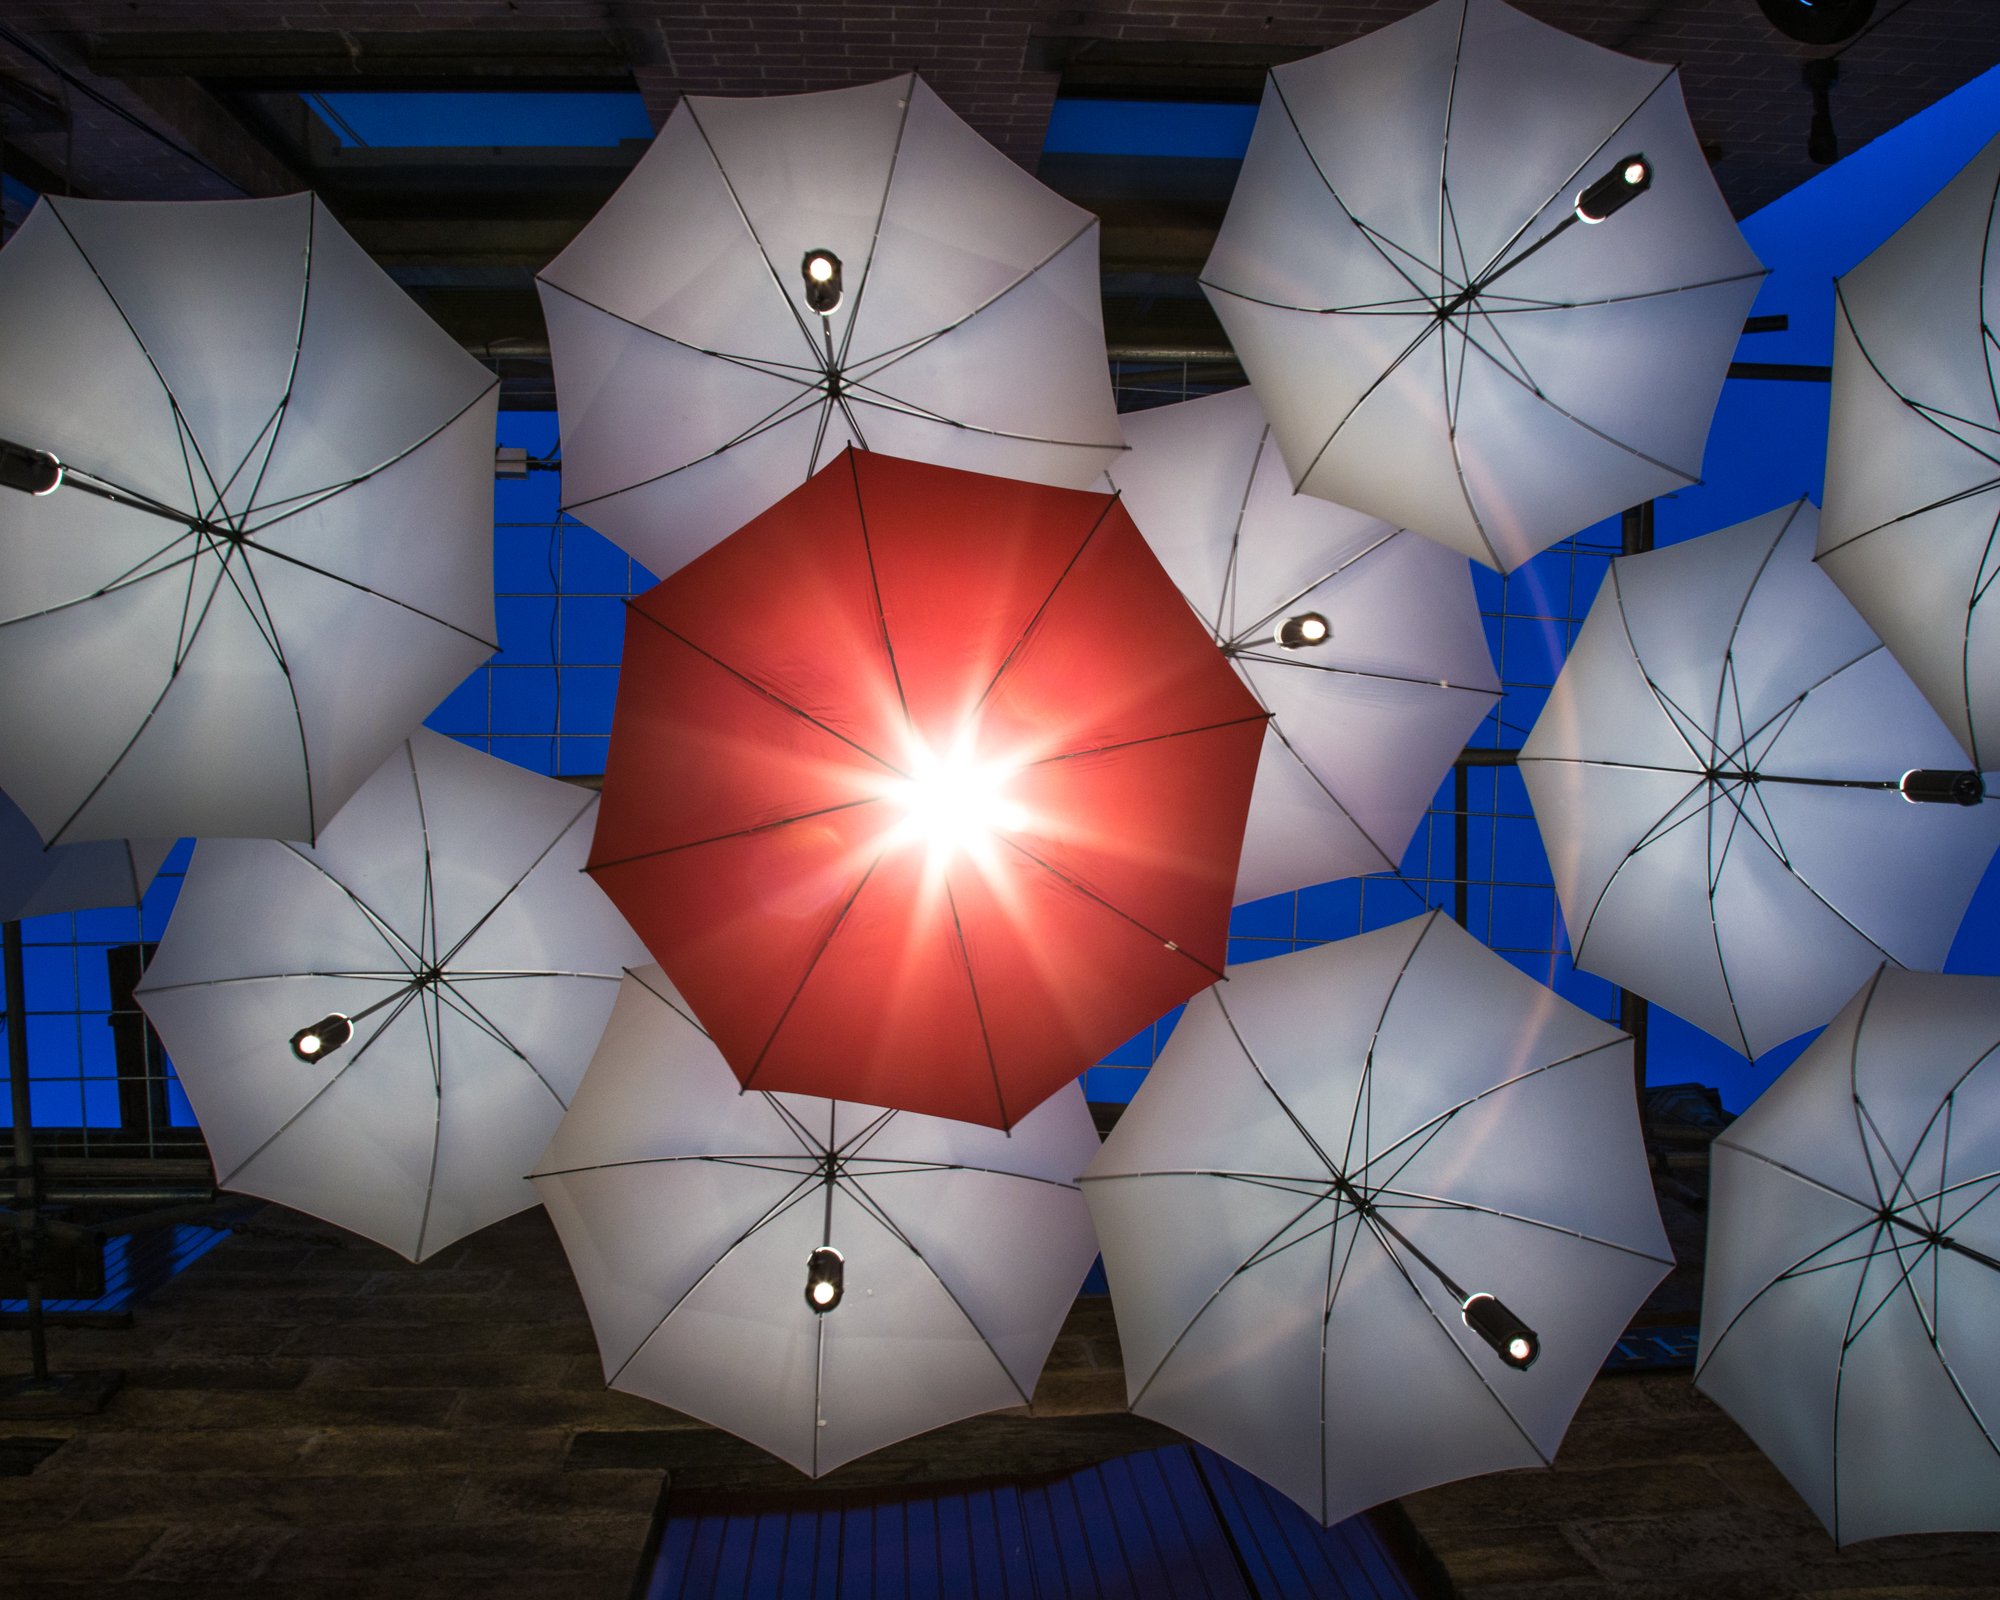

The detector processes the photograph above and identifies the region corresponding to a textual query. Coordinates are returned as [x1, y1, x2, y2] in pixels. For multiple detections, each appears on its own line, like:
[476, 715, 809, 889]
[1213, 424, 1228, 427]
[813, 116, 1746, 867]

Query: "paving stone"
[0, 1523, 164, 1580]
[1565, 1507, 1843, 1582]
[1026, 1366, 1127, 1416]
[33, 1428, 318, 1477]
[295, 1425, 570, 1477]
[193, 1387, 460, 1429]
[126, 1523, 294, 1583]
[446, 1384, 669, 1429]
[1399, 1462, 1738, 1529]
[278, 1320, 507, 1357]
[259, 1517, 655, 1584]
[300, 1353, 571, 1389]
[1411, 1521, 1598, 1588]
[453, 1467, 666, 1521]
[118, 1358, 314, 1392]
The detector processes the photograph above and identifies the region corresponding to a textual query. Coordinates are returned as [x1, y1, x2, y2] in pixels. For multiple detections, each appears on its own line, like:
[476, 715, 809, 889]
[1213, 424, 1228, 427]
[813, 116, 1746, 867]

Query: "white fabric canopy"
[1202, 0, 1763, 571]
[538, 73, 1124, 579]
[1821, 129, 2000, 769]
[1522, 500, 2000, 1059]
[532, 964, 1103, 1478]
[1698, 967, 2000, 1544]
[0, 194, 499, 846]
[0, 786, 170, 922]
[136, 731, 645, 1261]
[1110, 385, 1499, 898]
[1082, 911, 1670, 1526]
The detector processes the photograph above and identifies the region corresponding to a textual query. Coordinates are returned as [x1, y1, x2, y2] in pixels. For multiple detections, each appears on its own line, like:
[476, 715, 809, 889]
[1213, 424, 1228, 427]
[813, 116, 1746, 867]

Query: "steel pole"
[5, 918, 47, 1382]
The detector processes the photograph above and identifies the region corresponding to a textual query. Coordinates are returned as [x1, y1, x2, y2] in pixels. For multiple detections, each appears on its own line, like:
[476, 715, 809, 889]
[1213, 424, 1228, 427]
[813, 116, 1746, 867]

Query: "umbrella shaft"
[1880, 1208, 2000, 1275]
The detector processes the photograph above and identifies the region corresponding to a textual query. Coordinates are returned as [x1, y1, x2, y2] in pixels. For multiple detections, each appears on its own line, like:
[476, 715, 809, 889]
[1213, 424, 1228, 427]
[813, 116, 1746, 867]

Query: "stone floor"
[3, 1156, 1999, 1598]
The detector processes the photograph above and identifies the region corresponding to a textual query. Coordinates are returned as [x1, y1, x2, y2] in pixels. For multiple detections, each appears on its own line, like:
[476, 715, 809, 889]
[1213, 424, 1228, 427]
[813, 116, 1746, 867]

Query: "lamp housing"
[1574, 155, 1652, 224]
[0, 438, 62, 497]
[1275, 612, 1331, 650]
[1756, 0, 1875, 45]
[1462, 1291, 1539, 1369]
[1900, 769, 1985, 807]
[805, 1245, 845, 1313]
[802, 249, 844, 315]
[290, 1012, 353, 1062]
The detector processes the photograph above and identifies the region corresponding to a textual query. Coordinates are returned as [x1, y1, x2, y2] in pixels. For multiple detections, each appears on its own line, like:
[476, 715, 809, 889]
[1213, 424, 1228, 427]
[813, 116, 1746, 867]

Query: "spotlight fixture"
[801, 249, 844, 315]
[0, 436, 62, 496]
[1275, 612, 1331, 650]
[1756, 0, 1875, 46]
[1900, 769, 1986, 807]
[805, 1245, 845, 1313]
[1574, 155, 1652, 224]
[289, 1012, 354, 1062]
[1461, 1291, 1539, 1369]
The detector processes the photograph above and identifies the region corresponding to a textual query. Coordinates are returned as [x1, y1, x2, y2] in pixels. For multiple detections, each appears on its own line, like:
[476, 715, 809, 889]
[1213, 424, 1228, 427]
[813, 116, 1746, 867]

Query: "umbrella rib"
[1229, 650, 1505, 697]
[561, 384, 836, 518]
[411, 984, 447, 1261]
[1080, 1169, 1328, 1196]
[219, 197, 316, 534]
[841, 1161, 1081, 1192]
[1560, 768, 1710, 969]
[1442, 269, 1769, 316]
[1020, 711, 1272, 771]
[1349, 1037, 1631, 1188]
[1316, 1204, 1374, 1528]
[1252, 711, 1399, 873]
[1438, 313, 1498, 568]
[679, 98, 828, 367]
[739, 852, 889, 1093]
[764, 1092, 839, 1161]
[42, 202, 231, 513]
[1369, 1189, 1676, 1266]
[1127, 1188, 1334, 1407]
[940, 873, 1010, 1129]
[1207, 988, 1337, 1180]
[430, 979, 568, 1112]
[210, 985, 427, 1192]
[1211, 422, 1265, 641]
[35, 546, 240, 846]
[835, 381, 1125, 455]
[275, 840, 426, 970]
[586, 796, 884, 874]
[530, 1153, 823, 1181]
[436, 793, 597, 970]
[605, 1173, 826, 1389]
[844, 451, 911, 729]
[837, 1175, 1033, 1406]
[829, 71, 917, 375]
[1339, 915, 1440, 1183]
[839, 217, 1101, 389]
[623, 606, 906, 777]
[1694, 1211, 1886, 1389]
[228, 548, 320, 840]
[971, 498, 1120, 717]
[1220, 520, 1401, 646]
[0, 537, 209, 632]
[832, 1106, 901, 1163]
[996, 833, 1226, 983]
[1355, 1208, 1551, 1465]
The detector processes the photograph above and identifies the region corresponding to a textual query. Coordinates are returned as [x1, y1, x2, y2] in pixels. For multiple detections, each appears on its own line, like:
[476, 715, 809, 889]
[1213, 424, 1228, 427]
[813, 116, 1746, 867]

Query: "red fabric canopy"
[588, 448, 1266, 1127]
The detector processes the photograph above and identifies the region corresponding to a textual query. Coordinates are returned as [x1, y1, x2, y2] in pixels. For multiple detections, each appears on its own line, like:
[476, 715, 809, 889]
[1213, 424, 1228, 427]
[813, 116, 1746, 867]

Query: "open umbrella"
[135, 730, 646, 1261]
[531, 963, 1103, 1478]
[1201, 0, 1764, 572]
[1821, 130, 2000, 769]
[1520, 499, 2000, 1059]
[1109, 385, 1500, 899]
[1081, 911, 1671, 1526]
[537, 73, 1124, 580]
[0, 193, 499, 846]
[1697, 966, 2000, 1544]
[586, 447, 1266, 1129]
[0, 787, 170, 922]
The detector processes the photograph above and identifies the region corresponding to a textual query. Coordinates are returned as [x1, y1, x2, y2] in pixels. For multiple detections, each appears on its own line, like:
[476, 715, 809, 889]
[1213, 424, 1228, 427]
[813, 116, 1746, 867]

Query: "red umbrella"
[587, 448, 1265, 1128]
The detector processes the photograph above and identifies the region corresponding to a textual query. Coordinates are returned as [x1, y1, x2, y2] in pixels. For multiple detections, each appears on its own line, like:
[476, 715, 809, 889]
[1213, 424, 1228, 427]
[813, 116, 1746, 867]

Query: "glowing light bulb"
[811, 1280, 837, 1306]
[888, 740, 1026, 862]
[807, 256, 835, 284]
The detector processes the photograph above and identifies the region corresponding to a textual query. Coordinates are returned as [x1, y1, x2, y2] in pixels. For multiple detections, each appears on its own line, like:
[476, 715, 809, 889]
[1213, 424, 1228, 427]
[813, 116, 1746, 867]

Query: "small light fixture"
[1461, 1292, 1539, 1369]
[0, 437, 63, 496]
[802, 249, 844, 315]
[1574, 154, 1652, 224]
[1756, 0, 1875, 46]
[1275, 612, 1331, 650]
[290, 1012, 353, 1062]
[805, 1245, 845, 1313]
[1900, 769, 1986, 807]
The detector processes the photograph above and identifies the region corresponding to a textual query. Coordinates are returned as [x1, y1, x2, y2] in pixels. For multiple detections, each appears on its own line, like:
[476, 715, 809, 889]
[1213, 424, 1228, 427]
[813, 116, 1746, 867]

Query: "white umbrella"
[1821, 129, 2000, 769]
[0, 787, 170, 922]
[0, 193, 499, 846]
[530, 963, 1102, 1478]
[1109, 385, 1500, 899]
[1697, 966, 2000, 1544]
[134, 730, 646, 1262]
[1201, 0, 1764, 572]
[536, 73, 1124, 578]
[1081, 911, 1671, 1526]
[1521, 499, 2000, 1060]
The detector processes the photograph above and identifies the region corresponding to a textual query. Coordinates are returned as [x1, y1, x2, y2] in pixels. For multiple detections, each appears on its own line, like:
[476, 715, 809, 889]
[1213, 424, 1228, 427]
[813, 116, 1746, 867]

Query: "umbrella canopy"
[1521, 500, 2000, 1059]
[0, 193, 499, 847]
[0, 787, 170, 922]
[135, 730, 646, 1261]
[587, 447, 1266, 1129]
[1821, 130, 2000, 769]
[1109, 385, 1500, 898]
[1201, 0, 1763, 572]
[531, 963, 1103, 1478]
[1697, 966, 2000, 1544]
[537, 73, 1124, 579]
[1081, 911, 1671, 1526]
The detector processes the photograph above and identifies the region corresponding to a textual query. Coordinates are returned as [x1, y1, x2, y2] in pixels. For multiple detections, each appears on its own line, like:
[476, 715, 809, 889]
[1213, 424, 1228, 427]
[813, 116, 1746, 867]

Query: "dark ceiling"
[0, 1, 1994, 406]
